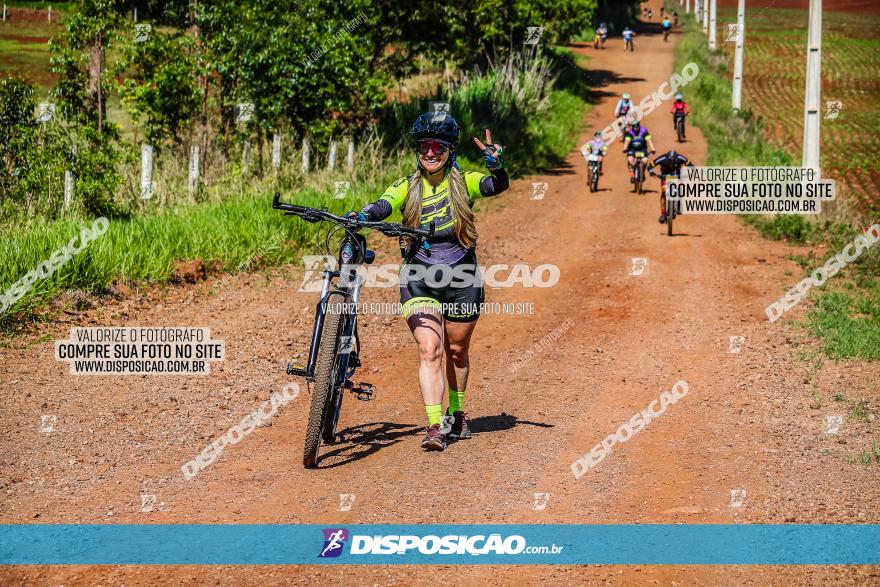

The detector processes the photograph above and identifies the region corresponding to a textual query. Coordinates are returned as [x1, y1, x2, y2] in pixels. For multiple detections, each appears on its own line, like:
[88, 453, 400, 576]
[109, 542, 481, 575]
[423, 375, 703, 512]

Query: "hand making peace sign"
[473, 128, 504, 170]
[473, 128, 502, 155]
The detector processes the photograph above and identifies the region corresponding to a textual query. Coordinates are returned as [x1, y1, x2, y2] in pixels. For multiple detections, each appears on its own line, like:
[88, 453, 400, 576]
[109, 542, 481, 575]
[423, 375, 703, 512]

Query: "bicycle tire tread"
[303, 299, 343, 468]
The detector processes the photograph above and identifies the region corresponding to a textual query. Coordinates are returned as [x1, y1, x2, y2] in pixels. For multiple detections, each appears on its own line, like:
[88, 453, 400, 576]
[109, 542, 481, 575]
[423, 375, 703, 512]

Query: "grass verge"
[673, 11, 879, 361]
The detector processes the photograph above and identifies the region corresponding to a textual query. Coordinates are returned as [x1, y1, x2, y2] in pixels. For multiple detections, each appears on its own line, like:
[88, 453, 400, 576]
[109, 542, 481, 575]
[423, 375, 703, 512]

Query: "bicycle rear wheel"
[303, 299, 344, 468]
[676, 118, 685, 143]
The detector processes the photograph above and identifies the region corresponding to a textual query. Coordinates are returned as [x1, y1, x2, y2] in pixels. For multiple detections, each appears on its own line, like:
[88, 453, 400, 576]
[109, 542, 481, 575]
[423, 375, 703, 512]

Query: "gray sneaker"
[421, 424, 446, 451]
[447, 411, 473, 440]
[441, 414, 455, 436]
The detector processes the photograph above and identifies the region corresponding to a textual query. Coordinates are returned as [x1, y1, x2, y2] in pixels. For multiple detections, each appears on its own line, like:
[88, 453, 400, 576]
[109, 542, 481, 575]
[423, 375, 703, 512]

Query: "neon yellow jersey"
[379, 170, 487, 234]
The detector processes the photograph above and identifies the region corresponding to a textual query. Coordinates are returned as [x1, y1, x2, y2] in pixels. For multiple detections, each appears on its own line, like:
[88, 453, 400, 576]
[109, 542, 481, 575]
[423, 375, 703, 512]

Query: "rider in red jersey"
[671, 93, 690, 139]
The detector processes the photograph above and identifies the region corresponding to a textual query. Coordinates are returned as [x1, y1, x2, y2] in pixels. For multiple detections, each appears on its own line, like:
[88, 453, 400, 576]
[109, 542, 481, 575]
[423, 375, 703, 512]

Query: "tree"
[0, 77, 122, 219]
[50, 0, 124, 131]
[115, 30, 202, 149]
[442, 0, 598, 67]
[0, 77, 38, 200]
[194, 0, 391, 161]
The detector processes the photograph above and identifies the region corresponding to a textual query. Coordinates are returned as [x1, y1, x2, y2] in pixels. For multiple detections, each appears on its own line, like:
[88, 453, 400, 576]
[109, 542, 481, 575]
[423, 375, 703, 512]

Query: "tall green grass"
[673, 9, 879, 361]
[380, 51, 582, 175]
[673, 18, 791, 168]
[0, 164, 409, 324]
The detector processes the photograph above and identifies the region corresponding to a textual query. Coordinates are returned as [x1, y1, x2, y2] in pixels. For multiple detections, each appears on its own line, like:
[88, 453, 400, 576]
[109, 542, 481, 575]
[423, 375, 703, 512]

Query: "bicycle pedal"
[286, 362, 308, 377]
[349, 382, 375, 401]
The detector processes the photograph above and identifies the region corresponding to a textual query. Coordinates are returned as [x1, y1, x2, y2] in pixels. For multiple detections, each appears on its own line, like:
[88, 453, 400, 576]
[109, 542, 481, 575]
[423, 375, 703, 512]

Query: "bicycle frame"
[632, 153, 647, 177]
[663, 175, 681, 213]
[302, 231, 368, 383]
[274, 192, 433, 387]
[674, 113, 686, 134]
[588, 158, 600, 191]
[272, 193, 434, 464]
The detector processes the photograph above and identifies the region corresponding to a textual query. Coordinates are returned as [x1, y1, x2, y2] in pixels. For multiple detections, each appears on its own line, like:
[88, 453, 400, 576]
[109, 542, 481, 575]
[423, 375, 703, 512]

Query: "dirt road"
[2, 1, 878, 584]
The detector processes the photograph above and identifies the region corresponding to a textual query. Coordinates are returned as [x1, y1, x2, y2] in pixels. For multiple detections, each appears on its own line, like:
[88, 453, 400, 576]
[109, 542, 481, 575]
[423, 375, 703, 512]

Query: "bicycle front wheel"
[303, 299, 344, 468]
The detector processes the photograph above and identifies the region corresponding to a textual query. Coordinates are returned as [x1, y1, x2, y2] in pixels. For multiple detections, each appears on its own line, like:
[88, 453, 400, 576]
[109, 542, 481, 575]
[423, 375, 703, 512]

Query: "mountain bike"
[587, 154, 601, 192]
[624, 36, 635, 52]
[629, 151, 649, 194]
[272, 193, 434, 468]
[663, 26, 671, 42]
[674, 113, 687, 143]
[663, 176, 681, 236]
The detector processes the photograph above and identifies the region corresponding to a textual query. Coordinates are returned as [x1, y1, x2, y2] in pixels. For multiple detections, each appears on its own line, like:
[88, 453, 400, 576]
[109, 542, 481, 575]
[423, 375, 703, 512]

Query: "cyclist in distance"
[671, 93, 690, 138]
[614, 92, 634, 143]
[581, 131, 608, 176]
[622, 26, 635, 51]
[350, 113, 508, 451]
[648, 149, 694, 224]
[594, 22, 608, 49]
[623, 120, 656, 182]
[661, 16, 672, 42]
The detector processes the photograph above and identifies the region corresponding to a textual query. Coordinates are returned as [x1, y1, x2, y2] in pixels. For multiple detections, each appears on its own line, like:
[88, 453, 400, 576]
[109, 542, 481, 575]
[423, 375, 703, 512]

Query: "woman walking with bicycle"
[352, 113, 509, 451]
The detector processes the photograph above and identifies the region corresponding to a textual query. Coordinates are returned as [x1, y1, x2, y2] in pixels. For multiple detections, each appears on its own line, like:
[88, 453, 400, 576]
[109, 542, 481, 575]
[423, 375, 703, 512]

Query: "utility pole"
[709, 0, 717, 49]
[732, 0, 746, 111]
[703, 0, 709, 34]
[802, 0, 822, 170]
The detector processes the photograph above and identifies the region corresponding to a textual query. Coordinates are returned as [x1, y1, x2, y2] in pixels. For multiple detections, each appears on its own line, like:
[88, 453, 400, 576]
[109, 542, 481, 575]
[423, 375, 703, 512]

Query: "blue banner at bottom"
[1, 524, 878, 565]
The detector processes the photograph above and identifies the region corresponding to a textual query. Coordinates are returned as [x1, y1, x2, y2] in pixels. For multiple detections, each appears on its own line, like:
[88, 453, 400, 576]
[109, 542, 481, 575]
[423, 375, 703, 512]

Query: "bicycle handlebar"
[272, 192, 435, 239]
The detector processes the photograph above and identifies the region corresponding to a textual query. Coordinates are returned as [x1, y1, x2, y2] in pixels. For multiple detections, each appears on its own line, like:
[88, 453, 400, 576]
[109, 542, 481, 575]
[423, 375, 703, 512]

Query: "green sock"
[447, 388, 465, 415]
[425, 404, 443, 426]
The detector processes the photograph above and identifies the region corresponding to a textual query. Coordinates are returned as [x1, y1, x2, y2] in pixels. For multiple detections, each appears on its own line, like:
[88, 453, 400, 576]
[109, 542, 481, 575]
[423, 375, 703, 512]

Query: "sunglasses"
[416, 140, 449, 156]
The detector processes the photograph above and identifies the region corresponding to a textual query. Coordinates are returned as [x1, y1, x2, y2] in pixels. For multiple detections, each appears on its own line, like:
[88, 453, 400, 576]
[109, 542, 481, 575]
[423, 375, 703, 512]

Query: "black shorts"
[399, 249, 485, 323]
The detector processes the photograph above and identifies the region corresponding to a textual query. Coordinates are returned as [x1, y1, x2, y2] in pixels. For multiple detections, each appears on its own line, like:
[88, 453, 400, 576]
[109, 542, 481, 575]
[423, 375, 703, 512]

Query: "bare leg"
[444, 319, 477, 393]
[406, 310, 445, 406]
[661, 178, 667, 216]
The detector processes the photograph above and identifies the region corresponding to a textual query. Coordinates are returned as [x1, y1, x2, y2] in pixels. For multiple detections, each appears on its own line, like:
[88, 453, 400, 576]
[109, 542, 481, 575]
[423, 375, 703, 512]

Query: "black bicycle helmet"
[409, 111, 461, 146]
